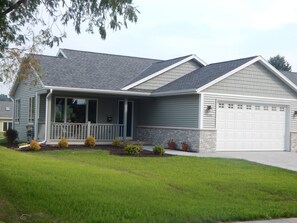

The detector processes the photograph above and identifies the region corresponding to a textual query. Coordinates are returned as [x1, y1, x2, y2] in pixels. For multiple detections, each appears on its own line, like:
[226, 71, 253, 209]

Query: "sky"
[1, 0, 297, 94]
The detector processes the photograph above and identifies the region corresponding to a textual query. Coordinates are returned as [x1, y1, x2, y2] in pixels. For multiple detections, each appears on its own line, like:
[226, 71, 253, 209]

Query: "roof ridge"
[152, 54, 192, 64]
[61, 48, 161, 61]
[28, 53, 62, 59]
[208, 56, 258, 66]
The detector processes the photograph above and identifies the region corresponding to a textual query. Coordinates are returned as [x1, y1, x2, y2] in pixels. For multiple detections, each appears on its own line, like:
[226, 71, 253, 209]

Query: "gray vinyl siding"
[137, 95, 199, 128]
[133, 60, 201, 90]
[204, 62, 297, 99]
[39, 94, 46, 123]
[202, 93, 297, 132]
[12, 76, 44, 141]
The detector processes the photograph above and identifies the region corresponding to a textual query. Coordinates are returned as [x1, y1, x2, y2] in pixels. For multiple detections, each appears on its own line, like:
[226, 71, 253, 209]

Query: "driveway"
[143, 146, 297, 172]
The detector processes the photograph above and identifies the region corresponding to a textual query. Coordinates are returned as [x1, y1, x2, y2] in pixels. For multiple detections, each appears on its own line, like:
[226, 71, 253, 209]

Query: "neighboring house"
[0, 101, 13, 133]
[9, 49, 297, 152]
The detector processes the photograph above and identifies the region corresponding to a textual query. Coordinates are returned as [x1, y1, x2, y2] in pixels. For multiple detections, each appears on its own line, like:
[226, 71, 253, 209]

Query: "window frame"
[15, 99, 20, 123]
[28, 96, 35, 124]
[54, 97, 98, 123]
[3, 121, 12, 132]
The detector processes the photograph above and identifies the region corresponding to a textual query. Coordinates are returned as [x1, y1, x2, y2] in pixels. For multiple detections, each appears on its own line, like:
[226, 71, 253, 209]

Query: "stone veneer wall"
[290, 132, 297, 152]
[136, 126, 217, 152]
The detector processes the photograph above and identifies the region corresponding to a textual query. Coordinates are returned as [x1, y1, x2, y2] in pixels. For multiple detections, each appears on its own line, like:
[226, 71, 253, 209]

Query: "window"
[228, 104, 234, 109]
[15, 99, 20, 123]
[264, 106, 269, 111]
[219, 103, 224, 108]
[272, 107, 277, 111]
[5, 107, 10, 111]
[55, 97, 97, 123]
[237, 104, 243, 109]
[255, 106, 260, 110]
[280, 107, 285, 112]
[29, 97, 35, 123]
[3, 122, 12, 131]
[246, 105, 252, 110]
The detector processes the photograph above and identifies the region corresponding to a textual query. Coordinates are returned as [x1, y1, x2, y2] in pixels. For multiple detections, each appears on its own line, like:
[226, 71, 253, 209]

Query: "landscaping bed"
[7, 143, 172, 157]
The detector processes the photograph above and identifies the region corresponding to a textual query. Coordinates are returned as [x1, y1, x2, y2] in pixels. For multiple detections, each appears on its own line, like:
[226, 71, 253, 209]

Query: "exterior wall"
[137, 95, 199, 128]
[133, 60, 201, 90]
[12, 75, 43, 141]
[137, 127, 216, 152]
[204, 62, 297, 99]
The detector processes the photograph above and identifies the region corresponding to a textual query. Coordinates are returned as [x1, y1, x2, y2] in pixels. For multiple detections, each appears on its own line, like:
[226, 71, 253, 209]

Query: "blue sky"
[1, 0, 297, 94]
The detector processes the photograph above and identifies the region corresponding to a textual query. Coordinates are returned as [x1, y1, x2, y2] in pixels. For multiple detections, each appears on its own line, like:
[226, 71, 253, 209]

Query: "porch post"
[123, 98, 128, 141]
[46, 93, 52, 141]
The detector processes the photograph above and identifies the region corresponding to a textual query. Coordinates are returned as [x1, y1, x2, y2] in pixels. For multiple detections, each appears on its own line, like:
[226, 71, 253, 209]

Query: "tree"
[268, 54, 292, 71]
[0, 0, 139, 83]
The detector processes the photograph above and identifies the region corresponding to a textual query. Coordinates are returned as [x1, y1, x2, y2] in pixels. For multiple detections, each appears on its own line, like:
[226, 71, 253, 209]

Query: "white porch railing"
[50, 122, 124, 141]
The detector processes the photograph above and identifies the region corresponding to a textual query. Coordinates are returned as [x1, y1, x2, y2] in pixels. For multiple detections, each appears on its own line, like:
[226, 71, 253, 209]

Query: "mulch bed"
[5, 143, 172, 157]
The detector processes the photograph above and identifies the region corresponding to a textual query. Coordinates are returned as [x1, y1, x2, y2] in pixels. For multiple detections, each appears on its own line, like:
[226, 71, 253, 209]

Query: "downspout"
[10, 97, 15, 129]
[40, 89, 53, 144]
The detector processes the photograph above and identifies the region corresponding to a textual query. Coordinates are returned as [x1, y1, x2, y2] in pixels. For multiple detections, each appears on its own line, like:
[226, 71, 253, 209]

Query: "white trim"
[199, 93, 204, 129]
[56, 49, 68, 58]
[122, 55, 207, 90]
[203, 92, 297, 102]
[152, 89, 198, 97]
[197, 56, 297, 93]
[44, 86, 151, 96]
[137, 125, 200, 131]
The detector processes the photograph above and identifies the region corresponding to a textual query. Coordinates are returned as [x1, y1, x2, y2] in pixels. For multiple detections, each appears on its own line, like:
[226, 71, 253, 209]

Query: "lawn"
[1, 146, 297, 223]
[0, 132, 4, 138]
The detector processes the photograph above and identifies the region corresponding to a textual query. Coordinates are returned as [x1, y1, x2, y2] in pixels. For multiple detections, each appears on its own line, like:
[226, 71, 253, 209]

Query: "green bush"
[58, 137, 69, 148]
[5, 129, 18, 144]
[29, 140, 41, 151]
[153, 145, 165, 155]
[112, 137, 121, 147]
[124, 144, 141, 155]
[85, 136, 96, 147]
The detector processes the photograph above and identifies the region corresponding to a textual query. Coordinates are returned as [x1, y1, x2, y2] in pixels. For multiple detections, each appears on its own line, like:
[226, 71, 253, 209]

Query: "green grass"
[1, 147, 297, 223]
[0, 132, 4, 138]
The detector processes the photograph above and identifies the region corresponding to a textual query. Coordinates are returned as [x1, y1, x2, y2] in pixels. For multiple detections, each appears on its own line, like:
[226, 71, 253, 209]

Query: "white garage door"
[216, 102, 287, 151]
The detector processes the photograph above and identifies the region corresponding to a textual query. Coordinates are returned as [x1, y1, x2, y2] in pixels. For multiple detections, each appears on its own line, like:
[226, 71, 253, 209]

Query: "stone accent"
[290, 132, 297, 152]
[136, 126, 217, 152]
[198, 129, 217, 152]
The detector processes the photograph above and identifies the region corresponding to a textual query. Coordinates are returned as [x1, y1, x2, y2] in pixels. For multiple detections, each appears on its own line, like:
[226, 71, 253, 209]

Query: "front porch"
[35, 90, 146, 144]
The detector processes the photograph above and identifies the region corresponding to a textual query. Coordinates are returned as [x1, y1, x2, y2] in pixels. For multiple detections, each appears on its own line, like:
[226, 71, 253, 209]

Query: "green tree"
[268, 54, 292, 71]
[0, 0, 139, 83]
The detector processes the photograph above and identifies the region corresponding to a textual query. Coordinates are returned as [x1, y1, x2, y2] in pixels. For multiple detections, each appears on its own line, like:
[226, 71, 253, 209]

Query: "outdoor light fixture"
[207, 105, 212, 113]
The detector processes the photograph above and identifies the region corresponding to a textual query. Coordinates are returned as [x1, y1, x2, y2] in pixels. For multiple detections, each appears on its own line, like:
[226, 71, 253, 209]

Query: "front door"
[118, 101, 134, 138]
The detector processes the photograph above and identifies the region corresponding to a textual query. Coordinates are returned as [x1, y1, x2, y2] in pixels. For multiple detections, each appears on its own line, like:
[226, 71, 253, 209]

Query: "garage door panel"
[217, 102, 286, 151]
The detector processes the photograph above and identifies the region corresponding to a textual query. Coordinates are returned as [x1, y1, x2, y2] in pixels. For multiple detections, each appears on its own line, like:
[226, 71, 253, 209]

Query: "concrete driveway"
[144, 146, 297, 172]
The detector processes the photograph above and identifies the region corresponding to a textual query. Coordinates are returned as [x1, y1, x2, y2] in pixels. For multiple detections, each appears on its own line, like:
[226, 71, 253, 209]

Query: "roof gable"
[122, 54, 207, 90]
[0, 101, 13, 118]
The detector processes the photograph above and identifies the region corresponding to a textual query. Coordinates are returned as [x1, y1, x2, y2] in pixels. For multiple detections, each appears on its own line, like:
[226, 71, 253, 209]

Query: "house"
[9, 49, 297, 152]
[0, 101, 13, 133]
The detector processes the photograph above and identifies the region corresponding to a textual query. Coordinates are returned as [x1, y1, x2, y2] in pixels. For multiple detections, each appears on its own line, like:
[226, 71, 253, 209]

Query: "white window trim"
[2, 121, 12, 132]
[28, 96, 35, 124]
[15, 99, 20, 123]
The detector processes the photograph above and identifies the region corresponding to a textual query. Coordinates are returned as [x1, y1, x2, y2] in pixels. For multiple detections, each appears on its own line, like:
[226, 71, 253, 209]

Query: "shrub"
[5, 129, 18, 144]
[124, 144, 141, 155]
[29, 140, 41, 151]
[85, 136, 96, 147]
[121, 140, 131, 148]
[136, 140, 144, 150]
[112, 137, 121, 147]
[153, 145, 165, 155]
[58, 137, 69, 148]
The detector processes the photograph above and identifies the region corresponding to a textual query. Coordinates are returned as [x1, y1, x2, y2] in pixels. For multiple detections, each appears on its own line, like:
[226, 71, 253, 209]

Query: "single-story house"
[9, 48, 297, 152]
[0, 101, 13, 133]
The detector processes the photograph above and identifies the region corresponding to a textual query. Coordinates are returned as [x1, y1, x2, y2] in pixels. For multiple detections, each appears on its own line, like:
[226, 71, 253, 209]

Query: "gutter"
[44, 86, 151, 97]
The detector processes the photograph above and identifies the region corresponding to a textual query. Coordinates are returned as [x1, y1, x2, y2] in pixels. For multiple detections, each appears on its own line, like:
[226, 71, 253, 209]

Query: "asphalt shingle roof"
[281, 71, 297, 86]
[0, 101, 13, 118]
[154, 56, 258, 93]
[39, 49, 160, 90]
